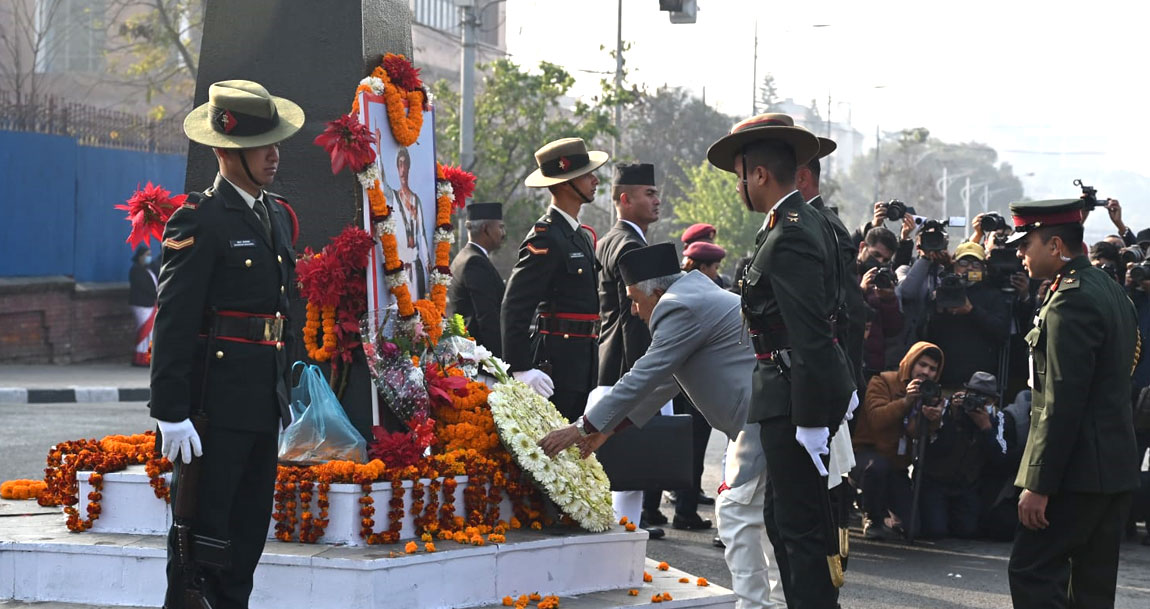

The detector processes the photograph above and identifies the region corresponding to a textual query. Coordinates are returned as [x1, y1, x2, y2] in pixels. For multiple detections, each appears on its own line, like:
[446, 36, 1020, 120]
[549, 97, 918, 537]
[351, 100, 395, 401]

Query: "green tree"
[835, 127, 1025, 233]
[105, 0, 203, 117]
[431, 58, 624, 274]
[756, 73, 782, 113]
[672, 160, 760, 269]
[618, 86, 733, 244]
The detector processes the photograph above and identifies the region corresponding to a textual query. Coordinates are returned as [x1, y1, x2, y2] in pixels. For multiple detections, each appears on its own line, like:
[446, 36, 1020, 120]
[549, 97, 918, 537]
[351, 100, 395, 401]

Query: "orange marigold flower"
[404, 541, 418, 554]
[425, 542, 437, 553]
[661, 593, 672, 601]
[657, 561, 670, 571]
[618, 516, 629, 525]
[678, 577, 689, 583]
[530, 521, 542, 530]
[628, 589, 639, 596]
[528, 592, 541, 601]
[651, 594, 663, 603]
[502, 597, 513, 606]
[697, 577, 709, 586]
[643, 572, 653, 583]
[625, 523, 637, 532]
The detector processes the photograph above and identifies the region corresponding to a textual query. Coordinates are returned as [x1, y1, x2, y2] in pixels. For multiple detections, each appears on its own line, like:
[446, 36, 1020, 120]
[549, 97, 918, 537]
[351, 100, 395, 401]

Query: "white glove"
[844, 390, 860, 421]
[155, 418, 203, 464]
[513, 369, 555, 398]
[794, 426, 830, 477]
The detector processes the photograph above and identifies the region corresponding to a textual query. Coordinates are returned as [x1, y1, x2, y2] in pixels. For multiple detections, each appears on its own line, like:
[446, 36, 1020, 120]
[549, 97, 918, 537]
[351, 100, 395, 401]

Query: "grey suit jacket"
[584, 271, 753, 440]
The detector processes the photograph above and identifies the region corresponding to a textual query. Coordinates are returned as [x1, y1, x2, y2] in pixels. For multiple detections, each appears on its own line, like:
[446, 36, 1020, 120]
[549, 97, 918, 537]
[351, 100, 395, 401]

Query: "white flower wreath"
[487, 380, 615, 532]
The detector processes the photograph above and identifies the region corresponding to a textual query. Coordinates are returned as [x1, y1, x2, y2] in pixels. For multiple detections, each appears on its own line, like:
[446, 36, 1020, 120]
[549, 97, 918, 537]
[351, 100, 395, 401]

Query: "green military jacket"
[742, 190, 855, 428]
[1016, 255, 1140, 495]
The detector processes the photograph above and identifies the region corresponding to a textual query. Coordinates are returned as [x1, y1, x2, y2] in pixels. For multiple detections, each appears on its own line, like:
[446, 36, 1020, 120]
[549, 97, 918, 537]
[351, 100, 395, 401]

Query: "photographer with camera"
[1089, 240, 1126, 284]
[905, 372, 1008, 539]
[924, 242, 1011, 389]
[852, 341, 944, 539]
[894, 220, 952, 354]
[967, 212, 1011, 249]
[858, 229, 905, 378]
[853, 201, 917, 268]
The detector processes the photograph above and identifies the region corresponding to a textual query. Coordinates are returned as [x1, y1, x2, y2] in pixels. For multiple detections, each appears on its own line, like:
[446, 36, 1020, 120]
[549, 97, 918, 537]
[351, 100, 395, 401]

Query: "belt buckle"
[263, 318, 284, 342]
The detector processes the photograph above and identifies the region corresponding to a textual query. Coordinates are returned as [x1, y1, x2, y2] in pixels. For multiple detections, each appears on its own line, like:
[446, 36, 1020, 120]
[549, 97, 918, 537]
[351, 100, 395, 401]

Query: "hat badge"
[558, 156, 571, 171]
[216, 109, 237, 134]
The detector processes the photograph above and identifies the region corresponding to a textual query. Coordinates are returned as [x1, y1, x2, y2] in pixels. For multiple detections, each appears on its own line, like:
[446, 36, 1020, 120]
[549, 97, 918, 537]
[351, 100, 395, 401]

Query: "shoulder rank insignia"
[163, 236, 195, 250]
[786, 211, 800, 223]
[534, 224, 549, 233]
[1059, 276, 1080, 290]
[526, 243, 549, 256]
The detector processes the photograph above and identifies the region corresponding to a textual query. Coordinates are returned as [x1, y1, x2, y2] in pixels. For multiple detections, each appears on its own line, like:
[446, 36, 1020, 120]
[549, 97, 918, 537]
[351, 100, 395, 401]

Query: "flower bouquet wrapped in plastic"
[360, 308, 430, 422]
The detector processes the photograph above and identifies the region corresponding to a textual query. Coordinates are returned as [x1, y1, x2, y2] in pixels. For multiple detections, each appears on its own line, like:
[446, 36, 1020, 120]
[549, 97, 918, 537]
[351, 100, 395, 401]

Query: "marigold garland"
[1, 479, 48, 500]
[303, 303, 337, 362]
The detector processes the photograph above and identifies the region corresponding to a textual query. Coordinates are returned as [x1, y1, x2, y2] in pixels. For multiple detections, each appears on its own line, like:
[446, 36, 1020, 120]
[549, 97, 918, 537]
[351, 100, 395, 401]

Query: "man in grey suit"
[539, 241, 751, 457]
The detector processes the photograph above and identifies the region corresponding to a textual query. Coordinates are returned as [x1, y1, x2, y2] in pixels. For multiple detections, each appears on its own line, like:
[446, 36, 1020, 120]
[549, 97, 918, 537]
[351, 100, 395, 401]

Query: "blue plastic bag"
[278, 363, 367, 464]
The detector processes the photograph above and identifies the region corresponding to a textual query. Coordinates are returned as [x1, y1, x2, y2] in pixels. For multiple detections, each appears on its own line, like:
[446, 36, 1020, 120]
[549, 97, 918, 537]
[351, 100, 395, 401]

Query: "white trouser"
[716, 470, 785, 609]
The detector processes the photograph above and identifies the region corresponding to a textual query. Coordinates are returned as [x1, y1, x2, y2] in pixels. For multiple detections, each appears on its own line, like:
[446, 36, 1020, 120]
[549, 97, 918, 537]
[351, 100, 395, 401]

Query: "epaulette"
[533, 216, 552, 234]
[182, 190, 209, 210]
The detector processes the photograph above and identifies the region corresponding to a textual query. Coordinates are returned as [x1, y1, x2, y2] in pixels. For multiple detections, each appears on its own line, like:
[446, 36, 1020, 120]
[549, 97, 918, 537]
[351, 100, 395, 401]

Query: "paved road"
[4, 404, 1148, 608]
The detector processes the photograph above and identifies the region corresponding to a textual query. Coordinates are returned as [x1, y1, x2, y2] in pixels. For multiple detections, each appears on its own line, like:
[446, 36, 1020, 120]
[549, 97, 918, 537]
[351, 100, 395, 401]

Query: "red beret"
[683, 241, 726, 263]
[681, 223, 716, 244]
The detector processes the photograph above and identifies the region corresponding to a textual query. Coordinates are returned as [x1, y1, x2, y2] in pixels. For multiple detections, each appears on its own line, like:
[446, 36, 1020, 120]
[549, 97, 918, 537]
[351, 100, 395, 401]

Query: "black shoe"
[712, 535, 725, 548]
[642, 526, 666, 540]
[642, 509, 668, 526]
[672, 513, 713, 530]
[696, 492, 715, 506]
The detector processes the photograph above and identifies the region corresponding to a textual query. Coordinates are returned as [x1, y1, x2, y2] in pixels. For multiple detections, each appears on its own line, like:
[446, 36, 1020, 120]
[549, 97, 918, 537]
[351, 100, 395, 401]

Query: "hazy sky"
[502, 0, 1149, 229]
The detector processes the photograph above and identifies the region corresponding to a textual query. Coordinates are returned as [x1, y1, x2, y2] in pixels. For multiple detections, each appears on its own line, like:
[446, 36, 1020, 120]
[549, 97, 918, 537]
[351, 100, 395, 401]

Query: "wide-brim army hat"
[183, 80, 305, 149]
[524, 137, 609, 188]
[706, 113, 821, 173]
[1005, 198, 1084, 246]
[815, 136, 837, 160]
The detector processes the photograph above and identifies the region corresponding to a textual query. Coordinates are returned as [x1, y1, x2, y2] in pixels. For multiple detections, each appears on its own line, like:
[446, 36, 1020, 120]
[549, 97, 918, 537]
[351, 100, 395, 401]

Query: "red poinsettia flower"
[439, 164, 477, 209]
[114, 182, 186, 249]
[313, 113, 377, 175]
[382, 53, 423, 92]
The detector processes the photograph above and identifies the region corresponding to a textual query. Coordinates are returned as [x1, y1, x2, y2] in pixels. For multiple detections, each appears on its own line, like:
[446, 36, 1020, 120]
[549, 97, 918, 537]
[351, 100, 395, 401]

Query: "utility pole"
[610, 0, 623, 223]
[459, 1, 478, 172]
[872, 124, 880, 204]
[751, 20, 758, 114]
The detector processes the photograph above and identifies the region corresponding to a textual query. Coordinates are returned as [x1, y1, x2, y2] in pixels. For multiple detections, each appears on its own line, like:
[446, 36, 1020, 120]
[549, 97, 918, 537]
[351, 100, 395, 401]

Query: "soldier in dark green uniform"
[708, 114, 855, 609]
[1006, 199, 1140, 609]
[501, 137, 608, 421]
[151, 80, 303, 609]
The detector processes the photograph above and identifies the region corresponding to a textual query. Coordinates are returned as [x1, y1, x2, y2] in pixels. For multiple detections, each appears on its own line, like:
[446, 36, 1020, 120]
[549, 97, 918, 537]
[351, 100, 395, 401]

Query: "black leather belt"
[749, 328, 789, 355]
[202, 311, 285, 344]
[537, 315, 600, 339]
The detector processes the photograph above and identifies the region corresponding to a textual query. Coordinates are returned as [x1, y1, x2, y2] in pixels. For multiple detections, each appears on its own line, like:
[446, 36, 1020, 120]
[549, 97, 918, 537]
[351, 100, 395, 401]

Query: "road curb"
[0, 387, 150, 404]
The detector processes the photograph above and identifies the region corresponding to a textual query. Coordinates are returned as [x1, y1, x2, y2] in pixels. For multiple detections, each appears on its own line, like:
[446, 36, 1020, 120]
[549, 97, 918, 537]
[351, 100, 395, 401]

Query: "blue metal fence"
[0, 131, 186, 282]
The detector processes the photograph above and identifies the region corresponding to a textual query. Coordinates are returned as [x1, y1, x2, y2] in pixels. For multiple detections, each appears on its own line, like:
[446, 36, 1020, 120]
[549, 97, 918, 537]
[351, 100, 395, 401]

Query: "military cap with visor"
[706, 113, 821, 173]
[619, 243, 681, 286]
[524, 137, 609, 188]
[1006, 199, 1084, 246]
[183, 80, 305, 149]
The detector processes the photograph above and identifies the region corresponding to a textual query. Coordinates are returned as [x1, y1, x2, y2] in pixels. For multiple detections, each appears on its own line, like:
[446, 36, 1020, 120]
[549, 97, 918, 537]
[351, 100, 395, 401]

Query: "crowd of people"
[144, 74, 1144, 609]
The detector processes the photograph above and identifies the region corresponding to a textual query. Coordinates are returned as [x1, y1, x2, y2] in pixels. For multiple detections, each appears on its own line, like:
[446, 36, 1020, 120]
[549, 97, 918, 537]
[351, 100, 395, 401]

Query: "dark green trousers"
[1009, 491, 1131, 609]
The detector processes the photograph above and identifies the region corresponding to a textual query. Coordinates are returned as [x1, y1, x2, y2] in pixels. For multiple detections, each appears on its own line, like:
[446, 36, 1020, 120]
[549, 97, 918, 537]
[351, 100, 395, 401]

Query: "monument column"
[187, 0, 414, 439]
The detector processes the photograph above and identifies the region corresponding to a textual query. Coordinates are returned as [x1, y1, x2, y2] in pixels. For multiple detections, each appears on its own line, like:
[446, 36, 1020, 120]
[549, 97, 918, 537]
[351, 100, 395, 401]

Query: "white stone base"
[0, 513, 653, 609]
[76, 466, 513, 544]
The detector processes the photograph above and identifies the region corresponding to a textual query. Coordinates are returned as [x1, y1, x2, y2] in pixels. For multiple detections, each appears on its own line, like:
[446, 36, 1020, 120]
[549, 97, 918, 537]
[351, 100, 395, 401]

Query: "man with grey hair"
[539, 240, 753, 469]
[541, 241, 788, 607]
[449, 202, 506, 356]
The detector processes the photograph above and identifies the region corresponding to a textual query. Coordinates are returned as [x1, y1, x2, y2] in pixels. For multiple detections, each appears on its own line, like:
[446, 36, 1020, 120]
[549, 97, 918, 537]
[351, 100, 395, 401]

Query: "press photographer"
[895, 219, 952, 353]
[906, 372, 1007, 539]
[852, 341, 944, 539]
[858, 238, 905, 377]
[854, 200, 917, 268]
[1089, 240, 1125, 284]
[923, 242, 1010, 389]
[1076, 179, 1138, 246]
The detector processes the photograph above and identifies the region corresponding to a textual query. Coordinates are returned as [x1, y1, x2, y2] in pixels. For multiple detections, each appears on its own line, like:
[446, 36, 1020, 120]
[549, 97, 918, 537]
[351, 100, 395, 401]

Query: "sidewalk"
[0, 363, 149, 404]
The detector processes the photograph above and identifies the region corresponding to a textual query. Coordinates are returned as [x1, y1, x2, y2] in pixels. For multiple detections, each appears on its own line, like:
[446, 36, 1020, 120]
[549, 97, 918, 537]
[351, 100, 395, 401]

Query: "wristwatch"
[574, 416, 590, 437]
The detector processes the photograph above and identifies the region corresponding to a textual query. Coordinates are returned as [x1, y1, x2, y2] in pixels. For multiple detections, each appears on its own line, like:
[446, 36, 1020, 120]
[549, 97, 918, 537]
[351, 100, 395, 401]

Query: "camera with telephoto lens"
[919, 379, 941, 406]
[1130, 261, 1150, 283]
[874, 264, 898, 289]
[979, 212, 1009, 233]
[1074, 178, 1103, 212]
[1121, 246, 1145, 265]
[884, 199, 916, 221]
[935, 272, 968, 309]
